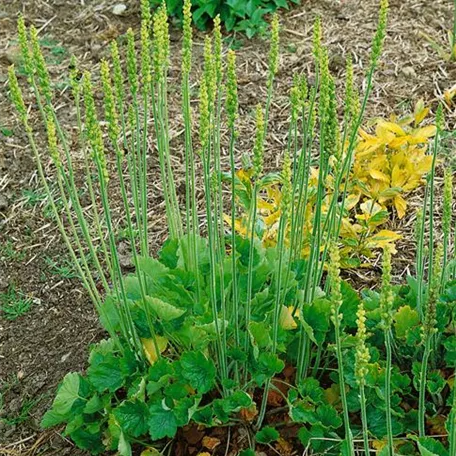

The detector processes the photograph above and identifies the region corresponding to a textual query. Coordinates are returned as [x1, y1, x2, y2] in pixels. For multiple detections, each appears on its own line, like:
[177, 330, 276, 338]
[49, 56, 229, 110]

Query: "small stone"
[119, 254, 133, 270]
[4, 427, 15, 439]
[61, 352, 71, 363]
[117, 241, 133, 270]
[0, 275, 8, 290]
[329, 53, 345, 72]
[401, 66, 417, 79]
[8, 397, 21, 414]
[0, 46, 21, 66]
[0, 194, 8, 211]
[112, 3, 127, 15]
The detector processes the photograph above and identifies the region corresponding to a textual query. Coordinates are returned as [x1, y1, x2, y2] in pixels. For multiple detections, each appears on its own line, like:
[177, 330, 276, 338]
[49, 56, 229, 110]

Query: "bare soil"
[1, 0, 456, 454]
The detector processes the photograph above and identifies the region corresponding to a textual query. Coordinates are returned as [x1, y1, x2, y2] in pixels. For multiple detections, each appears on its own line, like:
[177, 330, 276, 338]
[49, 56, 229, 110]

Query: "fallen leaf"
[428, 415, 447, 435]
[240, 404, 258, 422]
[267, 389, 283, 407]
[275, 437, 293, 456]
[202, 436, 221, 450]
[140, 449, 160, 456]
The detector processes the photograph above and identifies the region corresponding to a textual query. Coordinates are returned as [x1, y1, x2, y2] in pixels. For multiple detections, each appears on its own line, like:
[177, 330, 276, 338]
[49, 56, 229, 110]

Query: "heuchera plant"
[9, 0, 456, 454]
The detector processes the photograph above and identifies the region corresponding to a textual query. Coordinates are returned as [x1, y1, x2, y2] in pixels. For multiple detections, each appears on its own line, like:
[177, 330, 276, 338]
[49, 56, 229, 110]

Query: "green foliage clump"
[151, 0, 300, 38]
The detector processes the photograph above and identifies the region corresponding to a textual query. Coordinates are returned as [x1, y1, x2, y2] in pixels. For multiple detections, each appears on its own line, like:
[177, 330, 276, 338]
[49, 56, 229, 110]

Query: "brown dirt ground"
[1, 0, 456, 455]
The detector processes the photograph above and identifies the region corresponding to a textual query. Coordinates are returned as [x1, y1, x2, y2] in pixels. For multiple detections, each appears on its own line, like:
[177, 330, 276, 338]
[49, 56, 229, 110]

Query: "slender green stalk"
[111, 39, 144, 242]
[199, 72, 228, 389]
[292, 19, 322, 383]
[100, 59, 160, 356]
[127, 27, 149, 255]
[418, 246, 442, 437]
[450, 367, 456, 455]
[355, 301, 370, 456]
[384, 328, 394, 454]
[226, 50, 241, 352]
[416, 207, 426, 315]
[316, 0, 389, 290]
[181, 0, 200, 295]
[379, 246, 394, 456]
[25, 26, 113, 293]
[70, 58, 113, 279]
[257, 151, 292, 430]
[442, 168, 453, 283]
[82, 71, 143, 358]
[8, 66, 121, 351]
[359, 385, 370, 455]
[150, 9, 183, 239]
[426, 110, 441, 283]
[452, 0, 456, 61]
[263, 14, 280, 135]
[417, 106, 442, 313]
[244, 104, 265, 378]
[211, 18, 229, 380]
[140, 1, 152, 255]
[418, 337, 432, 437]
[244, 17, 279, 381]
[328, 244, 354, 456]
[155, 6, 183, 239]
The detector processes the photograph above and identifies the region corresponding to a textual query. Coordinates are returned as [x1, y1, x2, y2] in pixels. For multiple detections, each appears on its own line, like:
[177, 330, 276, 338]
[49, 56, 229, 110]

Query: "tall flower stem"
[384, 328, 395, 454]
[329, 245, 354, 456]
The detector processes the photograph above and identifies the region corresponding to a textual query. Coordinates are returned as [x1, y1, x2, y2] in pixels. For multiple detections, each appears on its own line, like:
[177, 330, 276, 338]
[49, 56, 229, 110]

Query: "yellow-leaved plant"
[227, 100, 436, 268]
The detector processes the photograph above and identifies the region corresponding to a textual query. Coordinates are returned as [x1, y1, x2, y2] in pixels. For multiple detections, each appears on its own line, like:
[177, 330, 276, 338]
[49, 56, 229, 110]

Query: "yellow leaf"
[224, 214, 249, 237]
[142, 336, 168, 365]
[264, 210, 281, 227]
[397, 113, 414, 126]
[324, 384, 340, 405]
[393, 194, 407, 219]
[378, 187, 402, 198]
[358, 128, 375, 141]
[414, 99, 429, 125]
[380, 121, 406, 136]
[409, 125, 437, 144]
[388, 136, 410, 149]
[370, 230, 402, 243]
[140, 449, 161, 456]
[375, 122, 397, 144]
[369, 169, 390, 183]
[344, 193, 360, 211]
[236, 168, 253, 183]
[372, 440, 387, 451]
[257, 198, 276, 212]
[360, 200, 383, 217]
[266, 186, 282, 205]
[279, 305, 298, 330]
[444, 84, 456, 105]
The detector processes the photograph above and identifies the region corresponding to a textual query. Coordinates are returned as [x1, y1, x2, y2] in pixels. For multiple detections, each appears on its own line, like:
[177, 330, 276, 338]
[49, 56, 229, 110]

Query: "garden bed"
[1, 0, 456, 455]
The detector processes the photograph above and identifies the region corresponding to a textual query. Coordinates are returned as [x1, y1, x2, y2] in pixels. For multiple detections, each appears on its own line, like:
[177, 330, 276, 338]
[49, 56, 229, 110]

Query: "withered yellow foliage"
[225, 102, 436, 269]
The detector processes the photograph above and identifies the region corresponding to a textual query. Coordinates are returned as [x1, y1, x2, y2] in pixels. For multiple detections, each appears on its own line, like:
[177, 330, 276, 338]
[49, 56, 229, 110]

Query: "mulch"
[1, 0, 456, 454]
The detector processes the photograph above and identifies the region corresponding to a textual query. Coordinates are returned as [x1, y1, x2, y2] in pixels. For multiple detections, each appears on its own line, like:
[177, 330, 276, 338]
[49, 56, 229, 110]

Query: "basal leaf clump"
[9, 0, 456, 454]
